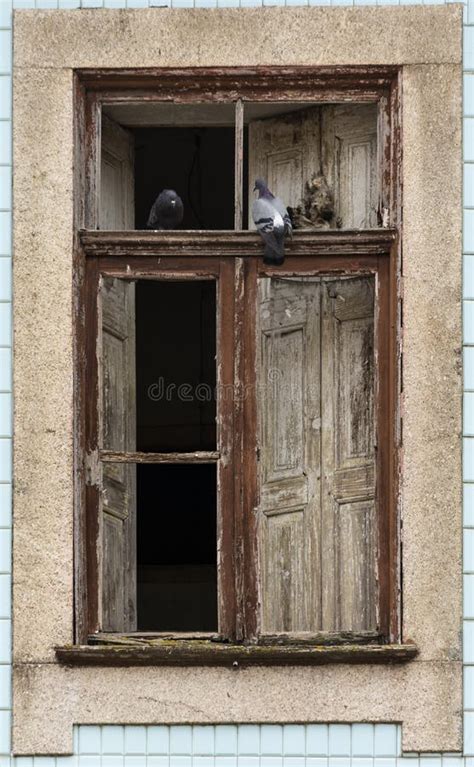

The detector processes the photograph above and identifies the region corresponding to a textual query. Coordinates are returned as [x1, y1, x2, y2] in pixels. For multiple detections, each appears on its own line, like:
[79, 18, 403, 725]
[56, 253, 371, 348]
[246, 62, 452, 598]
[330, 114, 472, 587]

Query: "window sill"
[55, 641, 418, 667]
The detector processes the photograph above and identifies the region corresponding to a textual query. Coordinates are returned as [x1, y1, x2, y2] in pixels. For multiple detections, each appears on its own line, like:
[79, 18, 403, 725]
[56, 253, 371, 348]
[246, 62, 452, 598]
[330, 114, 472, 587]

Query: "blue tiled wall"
[0, 0, 471, 761]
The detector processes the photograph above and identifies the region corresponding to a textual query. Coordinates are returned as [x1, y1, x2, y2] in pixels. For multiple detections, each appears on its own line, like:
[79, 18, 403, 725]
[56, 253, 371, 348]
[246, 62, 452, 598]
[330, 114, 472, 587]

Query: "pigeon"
[252, 178, 292, 266]
[147, 189, 184, 230]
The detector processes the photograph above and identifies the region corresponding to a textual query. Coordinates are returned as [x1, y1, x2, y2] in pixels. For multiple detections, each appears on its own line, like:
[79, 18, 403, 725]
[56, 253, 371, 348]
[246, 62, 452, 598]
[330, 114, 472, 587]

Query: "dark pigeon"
[252, 178, 292, 266]
[147, 189, 184, 230]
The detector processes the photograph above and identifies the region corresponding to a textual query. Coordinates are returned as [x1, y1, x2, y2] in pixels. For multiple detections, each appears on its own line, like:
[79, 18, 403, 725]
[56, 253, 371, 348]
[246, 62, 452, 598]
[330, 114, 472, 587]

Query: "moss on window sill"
[55, 640, 418, 667]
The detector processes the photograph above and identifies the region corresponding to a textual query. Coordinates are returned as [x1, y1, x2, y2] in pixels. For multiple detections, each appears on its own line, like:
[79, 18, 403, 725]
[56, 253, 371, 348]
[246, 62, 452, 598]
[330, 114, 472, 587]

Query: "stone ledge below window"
[55, 641, 418, 667]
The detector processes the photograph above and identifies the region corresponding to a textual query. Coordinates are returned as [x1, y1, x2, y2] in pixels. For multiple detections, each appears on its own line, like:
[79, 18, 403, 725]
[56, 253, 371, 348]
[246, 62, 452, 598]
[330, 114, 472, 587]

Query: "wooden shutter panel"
[100, 277, 137, 632]
[257, 277, 322, 633]
[248, 104, 377, 231]
[100, 114, 134, 230]
[323, 104, 378, 229]
[257, 276, 377, 636]
[248, 108, 321, 227]
[98, 115, 136, 632]
[320, 276, 377, 632]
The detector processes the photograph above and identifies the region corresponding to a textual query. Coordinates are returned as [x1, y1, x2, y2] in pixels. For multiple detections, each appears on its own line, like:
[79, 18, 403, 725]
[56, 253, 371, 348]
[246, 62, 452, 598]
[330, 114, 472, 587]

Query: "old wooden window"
[74, 68, 403, 658]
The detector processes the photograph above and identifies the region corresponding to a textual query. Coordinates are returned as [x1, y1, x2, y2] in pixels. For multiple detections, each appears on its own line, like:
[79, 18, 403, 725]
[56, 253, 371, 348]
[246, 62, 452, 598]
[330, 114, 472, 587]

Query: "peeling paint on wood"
[55, 641, 418, 667]
[257, 275, 377, 634]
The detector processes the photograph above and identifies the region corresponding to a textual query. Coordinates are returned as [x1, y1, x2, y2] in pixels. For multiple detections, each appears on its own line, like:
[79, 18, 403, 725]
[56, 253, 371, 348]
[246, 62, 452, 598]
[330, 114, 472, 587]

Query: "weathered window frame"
[71, 66, 405, 661]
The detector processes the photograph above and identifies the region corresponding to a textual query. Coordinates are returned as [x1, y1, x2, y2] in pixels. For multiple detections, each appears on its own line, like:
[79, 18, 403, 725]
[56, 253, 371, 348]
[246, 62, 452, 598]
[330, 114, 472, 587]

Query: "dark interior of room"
[136, 463, 217, 632]
[135, 279, 216, 452]
[135, 279, 217, 631]
[135, 127, 247, 230]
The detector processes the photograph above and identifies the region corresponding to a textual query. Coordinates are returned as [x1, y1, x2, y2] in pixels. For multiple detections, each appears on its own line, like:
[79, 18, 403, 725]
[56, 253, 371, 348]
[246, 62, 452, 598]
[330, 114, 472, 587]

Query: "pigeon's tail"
[263, 248, 285, 266]
[262, 230, 285, 265]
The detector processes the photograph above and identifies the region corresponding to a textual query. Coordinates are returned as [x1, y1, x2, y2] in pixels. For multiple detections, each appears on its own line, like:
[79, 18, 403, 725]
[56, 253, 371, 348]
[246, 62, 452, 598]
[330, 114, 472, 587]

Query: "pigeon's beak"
[253, 184, 257, 192]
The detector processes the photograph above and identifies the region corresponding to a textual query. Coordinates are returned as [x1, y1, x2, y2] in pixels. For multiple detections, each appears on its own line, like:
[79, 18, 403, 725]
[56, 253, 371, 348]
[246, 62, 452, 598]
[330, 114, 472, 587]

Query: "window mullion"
[234, 99, 244, 231]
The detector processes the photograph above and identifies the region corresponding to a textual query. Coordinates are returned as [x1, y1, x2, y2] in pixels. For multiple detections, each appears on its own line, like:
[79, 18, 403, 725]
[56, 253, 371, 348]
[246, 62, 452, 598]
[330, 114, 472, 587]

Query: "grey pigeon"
[147, 189, 184, 230]
[252, 178, 292, 265]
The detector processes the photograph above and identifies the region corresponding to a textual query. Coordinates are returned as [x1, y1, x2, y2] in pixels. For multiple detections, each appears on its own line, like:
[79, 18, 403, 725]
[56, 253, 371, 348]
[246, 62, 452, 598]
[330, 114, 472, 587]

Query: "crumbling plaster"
[12, 4, 462, 756]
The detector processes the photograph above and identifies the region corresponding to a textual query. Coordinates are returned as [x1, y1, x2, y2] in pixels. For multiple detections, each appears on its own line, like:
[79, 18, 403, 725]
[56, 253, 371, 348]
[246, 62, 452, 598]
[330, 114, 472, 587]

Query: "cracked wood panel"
[249, 107, 321, 227]
[248, 104, 377, 230]
[100, 115, 135, 231]
[324, 104, 378, 228]
[257, 276, 376, 634]
[99, 114, 137, 632]
[321, 276, 376, 631]
[257, 277, 321, 632]
[99, 277, 137, 632]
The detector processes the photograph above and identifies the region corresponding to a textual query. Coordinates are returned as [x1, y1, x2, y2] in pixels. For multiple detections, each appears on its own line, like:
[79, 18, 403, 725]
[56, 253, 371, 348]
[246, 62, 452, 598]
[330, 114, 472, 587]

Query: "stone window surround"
[12, 4, 462, 756]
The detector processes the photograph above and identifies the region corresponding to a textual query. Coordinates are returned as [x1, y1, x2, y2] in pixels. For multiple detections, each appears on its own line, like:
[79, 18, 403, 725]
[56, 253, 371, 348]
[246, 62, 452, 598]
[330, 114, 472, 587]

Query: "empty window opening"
[100, 277, 217, 632]
[136, 279, 217, 453]
[137, 463, 217, 632]
[100, 102, 379, 233]
[135, 128, 236, 230]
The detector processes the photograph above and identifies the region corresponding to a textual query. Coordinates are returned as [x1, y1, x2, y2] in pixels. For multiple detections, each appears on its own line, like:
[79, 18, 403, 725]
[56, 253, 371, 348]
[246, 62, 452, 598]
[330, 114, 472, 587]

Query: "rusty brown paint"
[76, 65, 402, 647]
[78, 66, 398, 104]
[241, 257, 259, 640]
[73, 74, 89, 644]
[84, 257, 100, 637]
[80, 229, 396, 258]
[216, 258, 237, 640]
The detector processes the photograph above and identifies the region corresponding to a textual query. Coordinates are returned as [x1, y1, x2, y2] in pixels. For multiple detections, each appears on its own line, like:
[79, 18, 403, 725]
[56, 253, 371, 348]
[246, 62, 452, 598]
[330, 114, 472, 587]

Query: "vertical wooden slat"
[388, 73, 402, 640]
[234, 99, 244, 231]
[233, 256, 245, 640]
[380, 246, 400, 642]
[84, 257, 100, 635]
[390, 74, 403, 230]
[217, 259, 237, 639]
[242, 257, 259, 639]
[377, 95, 390, 228]
[85, 93, 101, 230]
[73, 74, 89, 643]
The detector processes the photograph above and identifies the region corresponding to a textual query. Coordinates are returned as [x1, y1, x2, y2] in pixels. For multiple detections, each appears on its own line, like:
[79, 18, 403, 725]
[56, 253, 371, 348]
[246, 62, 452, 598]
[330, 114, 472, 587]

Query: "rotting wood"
[233, 257, 246, 641]
[241, 258, 259, 640]
[90, 632, 222, 644]
[77, 65, 402, 647]
[84, 258, 101, 636]
[257, 630, 383, 646]
[256, 275, 379, 634]
[257, 277, 322, 633]
[100, 451, 220, 464]
[83, 251, 394, 642]
[234, 99, 244, 230]
[249, 104, 377, 231]
[73, 74, 89, 644]
[89, 629, 383, 646]
[98, 123, 137, 632]
[78, 66, 398, 103]
[80, 230, 396, 258]
[217, 259, 238, 640]
[55, 642, 418, 667]
[100, 277, 137, 632]
[321, 276, 377, 632]
[85, 92, 101, 231]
